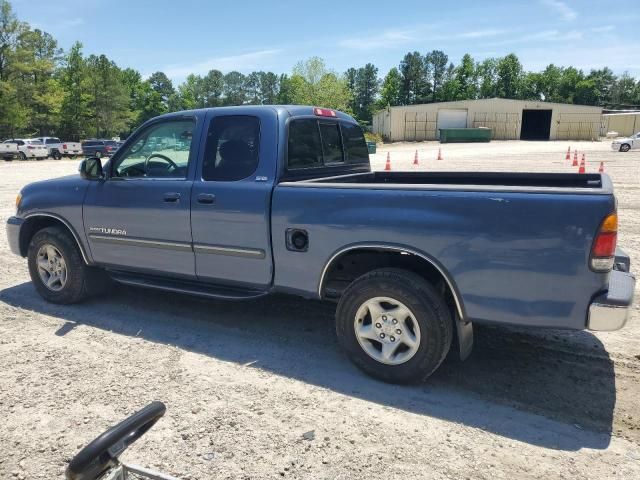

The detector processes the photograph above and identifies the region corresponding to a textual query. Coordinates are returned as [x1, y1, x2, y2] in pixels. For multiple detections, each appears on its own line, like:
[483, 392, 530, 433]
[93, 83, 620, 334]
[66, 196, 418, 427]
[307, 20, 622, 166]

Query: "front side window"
[202, 116, 260, 181]
[112, 120, 194, 178]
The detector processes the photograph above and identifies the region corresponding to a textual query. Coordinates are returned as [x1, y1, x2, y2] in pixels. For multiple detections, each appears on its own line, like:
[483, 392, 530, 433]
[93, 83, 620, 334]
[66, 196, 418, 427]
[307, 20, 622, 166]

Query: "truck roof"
[154, 105, 358, 123]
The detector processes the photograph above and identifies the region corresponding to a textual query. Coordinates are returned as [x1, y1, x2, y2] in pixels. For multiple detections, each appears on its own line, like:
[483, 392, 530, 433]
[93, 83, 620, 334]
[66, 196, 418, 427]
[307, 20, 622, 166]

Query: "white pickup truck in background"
[2, 139, 49, 160]
[611, 132, 640, 152]
[0, 142, 19, 161]
[36, 137, 83, 158]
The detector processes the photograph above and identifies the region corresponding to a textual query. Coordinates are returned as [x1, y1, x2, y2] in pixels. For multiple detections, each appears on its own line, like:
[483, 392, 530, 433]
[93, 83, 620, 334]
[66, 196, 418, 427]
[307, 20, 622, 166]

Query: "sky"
[12, 0, 640, 83]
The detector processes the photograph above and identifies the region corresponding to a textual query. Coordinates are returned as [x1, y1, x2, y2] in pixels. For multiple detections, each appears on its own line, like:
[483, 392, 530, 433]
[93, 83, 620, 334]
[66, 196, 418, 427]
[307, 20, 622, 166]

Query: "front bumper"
[588, 269, 635, 331]
[6, 216, 23, 256]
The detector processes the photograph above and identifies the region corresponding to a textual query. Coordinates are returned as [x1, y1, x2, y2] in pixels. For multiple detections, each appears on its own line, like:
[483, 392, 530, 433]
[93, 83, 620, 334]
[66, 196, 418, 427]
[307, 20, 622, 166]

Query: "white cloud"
[161, 49, 283, 80]
[338, 26, 507, 51]
[541, 0, 577, 21]
[455, 29, 506, 39]
[591, 25, 615, 33]
[483, 29, 583, 47]
[338, 29, 416, 50]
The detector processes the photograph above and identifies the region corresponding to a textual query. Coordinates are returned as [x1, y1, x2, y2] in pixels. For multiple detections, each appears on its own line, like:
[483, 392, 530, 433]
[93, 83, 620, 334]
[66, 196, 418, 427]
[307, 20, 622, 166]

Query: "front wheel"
[336, 268, 453, 384]
[620, 143, 631, 152]
[27, 226, 109, 304]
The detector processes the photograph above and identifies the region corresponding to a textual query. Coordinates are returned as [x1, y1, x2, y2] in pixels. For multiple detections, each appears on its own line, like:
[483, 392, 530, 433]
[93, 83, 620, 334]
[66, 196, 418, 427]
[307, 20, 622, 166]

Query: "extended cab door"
[83, 115, 200, 277]
[190, 109, 277, 289]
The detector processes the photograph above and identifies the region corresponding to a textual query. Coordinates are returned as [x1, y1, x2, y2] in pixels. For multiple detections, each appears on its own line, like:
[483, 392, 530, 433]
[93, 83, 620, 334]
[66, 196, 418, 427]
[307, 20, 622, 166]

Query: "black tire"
[336, 268, 453, 384]
[27, 226, 110, 304]
[53, 150, 62, 160]
[19, 151, 27, 160]
[620, 143, 631, 152]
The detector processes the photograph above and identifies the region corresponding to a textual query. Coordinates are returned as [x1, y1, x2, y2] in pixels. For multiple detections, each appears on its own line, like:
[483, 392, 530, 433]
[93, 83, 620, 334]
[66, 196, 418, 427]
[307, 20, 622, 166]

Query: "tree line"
[1, 0, 639, 140]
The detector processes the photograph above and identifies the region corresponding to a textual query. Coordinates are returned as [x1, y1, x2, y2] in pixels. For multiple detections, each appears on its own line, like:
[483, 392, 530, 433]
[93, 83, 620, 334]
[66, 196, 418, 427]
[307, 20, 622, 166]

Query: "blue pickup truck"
[6, 106, 635, 383]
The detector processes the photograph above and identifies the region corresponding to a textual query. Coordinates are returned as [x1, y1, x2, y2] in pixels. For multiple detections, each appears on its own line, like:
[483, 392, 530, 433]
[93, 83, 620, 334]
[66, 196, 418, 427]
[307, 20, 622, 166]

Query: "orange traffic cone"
[578, 155, 585, 174]
[572, 151, 578, 167]
[413, 150, 419, 166]
[437, 148, 443, 161]
[566, 146, 571, 161]
[384, 152, 392, 171]
[598, 161, 604, 173]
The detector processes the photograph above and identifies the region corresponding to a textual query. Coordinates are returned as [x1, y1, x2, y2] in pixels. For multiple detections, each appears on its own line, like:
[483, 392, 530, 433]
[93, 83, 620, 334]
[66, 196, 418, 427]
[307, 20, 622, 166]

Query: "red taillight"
[590, 213, 617, 272]
[592, 232, 617, 257]
[27, 146, 34, 150]
[105, 146, 112, 151]
[63, 144, 67, 149]
[314, 107, 337, 117]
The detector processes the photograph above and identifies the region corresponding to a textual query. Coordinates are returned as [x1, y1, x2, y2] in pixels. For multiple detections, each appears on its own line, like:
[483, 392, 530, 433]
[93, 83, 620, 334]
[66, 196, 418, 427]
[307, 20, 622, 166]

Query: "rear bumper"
[588, 269, 635, 331]
[6, 216, 23, 256]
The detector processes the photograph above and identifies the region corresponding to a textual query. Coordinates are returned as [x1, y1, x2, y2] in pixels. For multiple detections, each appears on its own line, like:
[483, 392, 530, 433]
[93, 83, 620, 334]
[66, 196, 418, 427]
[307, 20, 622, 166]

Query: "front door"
[84, 116, 199, 278]
[190, 110, 277, 289]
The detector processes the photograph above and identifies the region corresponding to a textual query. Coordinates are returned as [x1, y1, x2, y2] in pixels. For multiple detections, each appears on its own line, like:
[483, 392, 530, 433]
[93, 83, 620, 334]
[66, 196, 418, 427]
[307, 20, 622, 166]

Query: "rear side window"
[287, 119, 368, 170]
[287, 119, 322, 169]
[202, 116, 260, 181]
[46, 138, 60, 144]
[319, 123, 343, 163]
[341, 123, 369, 164]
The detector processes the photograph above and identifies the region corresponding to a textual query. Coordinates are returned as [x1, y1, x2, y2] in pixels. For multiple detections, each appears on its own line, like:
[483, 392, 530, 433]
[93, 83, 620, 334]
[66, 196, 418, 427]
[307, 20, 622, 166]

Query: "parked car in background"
[36, 137, 83, 159]
[0, 141, 19, 161]
[2, 139, 48, 160]
[611, 132, 640, 152]
[81, 139, 120, 157]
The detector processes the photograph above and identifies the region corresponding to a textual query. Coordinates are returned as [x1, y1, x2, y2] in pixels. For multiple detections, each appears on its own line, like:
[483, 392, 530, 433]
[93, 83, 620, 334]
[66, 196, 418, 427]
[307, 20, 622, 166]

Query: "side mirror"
[79, 157, 104, 180]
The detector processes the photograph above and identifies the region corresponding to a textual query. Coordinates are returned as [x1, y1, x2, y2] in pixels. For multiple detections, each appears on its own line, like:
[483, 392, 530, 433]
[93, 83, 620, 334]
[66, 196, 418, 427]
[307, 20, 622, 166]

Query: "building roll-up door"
[436, 109, 468, 138]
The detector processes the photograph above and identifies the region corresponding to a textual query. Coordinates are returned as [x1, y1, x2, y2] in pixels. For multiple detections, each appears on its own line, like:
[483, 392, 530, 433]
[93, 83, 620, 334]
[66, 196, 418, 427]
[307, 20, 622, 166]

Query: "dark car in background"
[81, 139, 120, 157]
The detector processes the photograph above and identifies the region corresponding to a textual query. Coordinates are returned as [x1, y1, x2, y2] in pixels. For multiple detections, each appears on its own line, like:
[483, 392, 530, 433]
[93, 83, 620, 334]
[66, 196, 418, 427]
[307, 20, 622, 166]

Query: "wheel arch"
[318, 243, 466, 320]
[20, 213, 90, 264]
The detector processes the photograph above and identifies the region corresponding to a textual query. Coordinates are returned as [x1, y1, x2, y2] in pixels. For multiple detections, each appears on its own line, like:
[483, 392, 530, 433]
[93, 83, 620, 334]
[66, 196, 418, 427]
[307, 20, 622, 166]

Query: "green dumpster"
[439, 127, 492, 143]
[366, 141, 377, 154]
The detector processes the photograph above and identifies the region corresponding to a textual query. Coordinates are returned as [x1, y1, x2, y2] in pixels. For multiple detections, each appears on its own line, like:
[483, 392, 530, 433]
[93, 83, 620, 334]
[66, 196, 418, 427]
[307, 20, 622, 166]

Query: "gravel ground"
[1, 140, 640, 479]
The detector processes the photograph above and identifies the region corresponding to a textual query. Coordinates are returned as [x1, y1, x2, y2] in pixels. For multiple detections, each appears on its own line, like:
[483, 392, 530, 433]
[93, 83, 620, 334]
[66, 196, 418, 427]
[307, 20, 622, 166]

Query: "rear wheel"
[27, 226, 110, 304]
[620, 143, 631, 152]
[336, 268, 453, 384]
[19, 152, 26, 160]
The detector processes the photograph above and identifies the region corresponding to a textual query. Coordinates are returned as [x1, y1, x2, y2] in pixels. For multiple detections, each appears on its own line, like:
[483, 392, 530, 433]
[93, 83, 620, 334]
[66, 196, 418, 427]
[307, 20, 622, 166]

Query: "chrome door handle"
[163, 192, 181, 203]
[197, 193, 215, 204]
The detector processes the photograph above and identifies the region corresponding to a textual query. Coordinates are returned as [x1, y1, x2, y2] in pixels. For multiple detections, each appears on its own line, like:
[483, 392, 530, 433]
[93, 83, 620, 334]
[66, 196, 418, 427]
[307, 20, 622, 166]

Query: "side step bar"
[108, 271, 269, 301]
